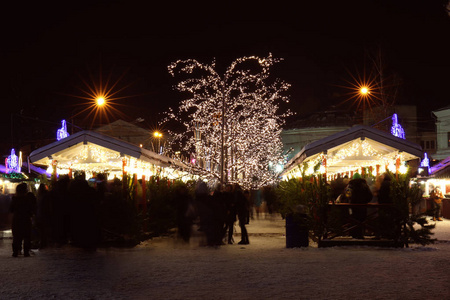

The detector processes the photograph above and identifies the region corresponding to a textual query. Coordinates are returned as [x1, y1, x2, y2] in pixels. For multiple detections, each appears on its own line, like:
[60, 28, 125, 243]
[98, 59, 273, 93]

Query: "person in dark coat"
[223, 184, 236, 244]
[234, 184, 249, 245]
[69, 174, 99, 250]
[36, 183, 52, 249]
[48, 175, 71, 246]
[175, 185, 194, 243]
[346, 173, 373, 239]
[377, 173, 392, 204]
[10, 183, 37, 257]
[195, 181, 216, 246]
[210, 183, 227, 245]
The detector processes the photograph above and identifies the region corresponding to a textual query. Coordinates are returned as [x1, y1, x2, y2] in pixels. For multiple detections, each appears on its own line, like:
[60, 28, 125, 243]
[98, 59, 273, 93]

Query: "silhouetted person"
[10, 183, 36, 257]
[263, 186, 276, 216]
[431, 187, 444, 221]
[377, 173, 392, 204]
[243, 190, 251, 224]
[347, 173, 373, 239]
[330, 175, 347, 202]
[224, 184, 236, 244]
[195, 181, 216, 246]
[49, 175, 71, 246]
[235, 184, 249, 245]
[175, 185, 194, 242]
[69, 174, 99, 250]
[36, 183, 52, 249]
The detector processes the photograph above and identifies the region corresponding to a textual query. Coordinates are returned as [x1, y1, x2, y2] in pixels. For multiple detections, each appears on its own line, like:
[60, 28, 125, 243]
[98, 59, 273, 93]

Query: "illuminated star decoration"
[5, 148, 22, 173]
[391, 113, 405, 139]
[57, 120, 70, 141]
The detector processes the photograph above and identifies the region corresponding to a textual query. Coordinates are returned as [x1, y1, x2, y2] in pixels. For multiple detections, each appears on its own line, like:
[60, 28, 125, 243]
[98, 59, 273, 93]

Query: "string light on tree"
[165, 53, 292, 188]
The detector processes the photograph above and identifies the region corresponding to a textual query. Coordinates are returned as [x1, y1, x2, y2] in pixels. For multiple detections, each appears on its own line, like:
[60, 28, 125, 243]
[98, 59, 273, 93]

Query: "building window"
[420, 141, 425, 149]
[426, 141, 430, 149]
[448, 132, 450, 147]
[431, 140, 435, 149]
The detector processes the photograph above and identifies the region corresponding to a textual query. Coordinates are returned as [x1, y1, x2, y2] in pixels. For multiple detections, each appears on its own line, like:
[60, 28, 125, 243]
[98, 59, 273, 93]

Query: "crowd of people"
[8, 174, 268, 256]
[8, 170, 444, 254]
[175, 181, 252, 247]
[9, 173, 104, 257]
[329, 171, 447, 238]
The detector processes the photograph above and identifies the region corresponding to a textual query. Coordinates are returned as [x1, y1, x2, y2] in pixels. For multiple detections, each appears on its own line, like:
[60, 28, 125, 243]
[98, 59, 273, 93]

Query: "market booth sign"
[282, 125, 423, 179]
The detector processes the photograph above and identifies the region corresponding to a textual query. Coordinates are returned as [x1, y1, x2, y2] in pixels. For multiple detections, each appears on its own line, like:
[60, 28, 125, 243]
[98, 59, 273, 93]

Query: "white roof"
[29, 130, 185, 169]
[283, 125, 423, 175]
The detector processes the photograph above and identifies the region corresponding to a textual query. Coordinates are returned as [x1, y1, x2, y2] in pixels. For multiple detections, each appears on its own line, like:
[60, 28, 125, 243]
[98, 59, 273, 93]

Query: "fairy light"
[165, 53, 292, 188]
[285, 139, 410, 178]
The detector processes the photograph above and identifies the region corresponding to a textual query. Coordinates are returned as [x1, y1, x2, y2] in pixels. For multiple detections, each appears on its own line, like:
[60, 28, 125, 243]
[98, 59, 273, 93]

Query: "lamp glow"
[96, 96, 106, 106]
[360, 87, 369, 95]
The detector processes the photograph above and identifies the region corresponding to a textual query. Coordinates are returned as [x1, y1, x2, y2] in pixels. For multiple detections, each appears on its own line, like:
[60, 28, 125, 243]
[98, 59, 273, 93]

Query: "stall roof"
[430, 156, 450, 178]
[283, 125, 423, 175]
[29, 130, 184, 169]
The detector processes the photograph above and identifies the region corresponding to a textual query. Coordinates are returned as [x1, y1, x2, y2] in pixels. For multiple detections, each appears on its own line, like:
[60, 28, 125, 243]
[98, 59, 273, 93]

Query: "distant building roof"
[284, 108, 355, 130]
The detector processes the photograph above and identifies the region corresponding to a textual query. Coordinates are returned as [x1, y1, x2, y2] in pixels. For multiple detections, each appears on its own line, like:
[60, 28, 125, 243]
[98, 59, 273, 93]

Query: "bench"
[318, 203, 402, 247]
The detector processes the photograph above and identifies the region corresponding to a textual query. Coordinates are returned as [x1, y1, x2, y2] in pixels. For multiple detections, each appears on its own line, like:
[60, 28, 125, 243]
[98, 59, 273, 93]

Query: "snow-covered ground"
[1, 214, 450, 299]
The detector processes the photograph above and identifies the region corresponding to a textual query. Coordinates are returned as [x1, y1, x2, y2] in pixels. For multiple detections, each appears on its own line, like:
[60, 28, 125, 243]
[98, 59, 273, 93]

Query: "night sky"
[1, 0, 449, 154]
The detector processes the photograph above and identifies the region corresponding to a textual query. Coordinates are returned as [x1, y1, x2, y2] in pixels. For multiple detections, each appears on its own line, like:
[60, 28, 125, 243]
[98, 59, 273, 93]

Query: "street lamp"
[360, 86, 370, 96]
[153, 131, 162, 154]
[96, 96, 106, 106]
[69, 95, 108, 134]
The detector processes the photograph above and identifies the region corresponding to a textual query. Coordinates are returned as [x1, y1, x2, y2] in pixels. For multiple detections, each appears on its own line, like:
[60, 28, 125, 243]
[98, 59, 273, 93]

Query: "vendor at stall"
[430, 186, 444, 221]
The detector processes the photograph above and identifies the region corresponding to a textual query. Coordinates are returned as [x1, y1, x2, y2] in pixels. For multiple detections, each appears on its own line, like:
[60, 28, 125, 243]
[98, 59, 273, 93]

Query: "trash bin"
[286, 212, 309, 248]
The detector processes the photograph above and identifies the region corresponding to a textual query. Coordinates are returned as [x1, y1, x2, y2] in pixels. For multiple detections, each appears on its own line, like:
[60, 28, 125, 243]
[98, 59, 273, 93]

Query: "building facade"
[432, 106, 450, 161]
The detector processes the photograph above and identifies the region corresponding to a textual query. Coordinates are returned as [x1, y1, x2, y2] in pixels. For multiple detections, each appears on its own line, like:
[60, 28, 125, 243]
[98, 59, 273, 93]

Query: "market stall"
[282, 125, 423, 180]
[29, 130, 193, 182]
[415, 156, 450, 218]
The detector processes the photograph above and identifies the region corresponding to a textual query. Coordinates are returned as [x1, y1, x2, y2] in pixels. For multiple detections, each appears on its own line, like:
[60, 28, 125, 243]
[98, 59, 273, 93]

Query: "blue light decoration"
[391, 113, 405, 139]
[420, 152, 431, 174]
[5, 148, 22, 173]
[57, 119, 70, 141]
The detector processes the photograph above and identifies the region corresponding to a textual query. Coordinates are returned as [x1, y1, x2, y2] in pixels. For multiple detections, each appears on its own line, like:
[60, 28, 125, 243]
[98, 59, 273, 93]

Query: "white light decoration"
[391, 113, 405, 139]
[165, 53, 292, 188]
[56, 120, 70, 141]
[420, 152, 431, 174]
[5, 149, 22, 173]
[399, 164, 408, 174]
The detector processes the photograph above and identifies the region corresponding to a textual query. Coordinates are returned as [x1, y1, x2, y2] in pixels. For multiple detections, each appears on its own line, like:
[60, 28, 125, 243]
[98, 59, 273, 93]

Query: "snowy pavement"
[1, 215, 450, 299]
